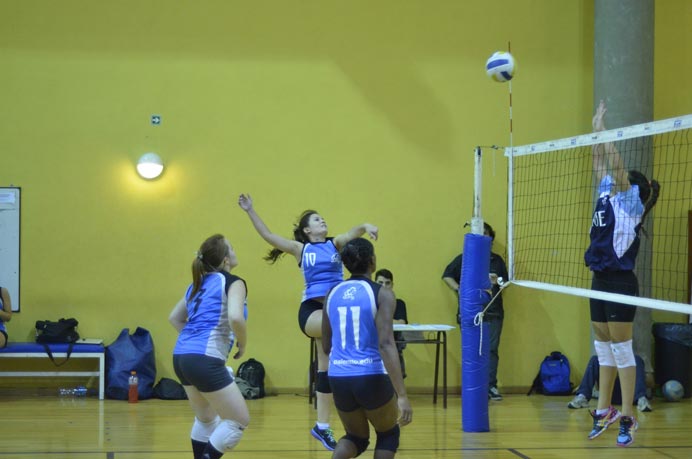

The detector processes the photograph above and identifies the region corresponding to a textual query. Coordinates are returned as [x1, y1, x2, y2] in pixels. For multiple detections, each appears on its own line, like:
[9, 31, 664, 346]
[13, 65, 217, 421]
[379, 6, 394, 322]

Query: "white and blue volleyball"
[486, 51, 516, 82]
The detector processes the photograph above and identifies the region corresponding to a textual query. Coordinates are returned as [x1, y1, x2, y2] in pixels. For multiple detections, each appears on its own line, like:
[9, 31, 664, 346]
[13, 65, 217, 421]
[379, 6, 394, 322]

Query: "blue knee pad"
[375, 425, 400, 452]
[343, 433, 369, 457]
[316, 371, 332, 393]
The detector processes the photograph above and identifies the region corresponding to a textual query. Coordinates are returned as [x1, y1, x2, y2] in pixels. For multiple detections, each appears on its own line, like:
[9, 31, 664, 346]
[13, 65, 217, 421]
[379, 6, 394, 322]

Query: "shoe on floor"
[568, 393, 589, 409]
[311, 425, 337, 451]
[588, 406, 621, 439]
[489, 386, 503, 401]
[637, 396, 652, 413]
[617, 415, 639, 447]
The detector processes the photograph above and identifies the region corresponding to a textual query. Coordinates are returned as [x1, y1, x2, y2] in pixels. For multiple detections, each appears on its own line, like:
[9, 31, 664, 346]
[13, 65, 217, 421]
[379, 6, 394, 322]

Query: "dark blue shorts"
[173, 353, 233, 393]
[590, 270, 638, 323]
[298, 298, 323, 337]
[330, 374, 395, 412]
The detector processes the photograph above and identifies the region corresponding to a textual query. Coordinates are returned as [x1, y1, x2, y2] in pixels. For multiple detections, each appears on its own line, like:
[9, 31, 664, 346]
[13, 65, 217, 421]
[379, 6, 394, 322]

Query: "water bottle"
[59, 386, 88, 397]
[74, 386, 87, 397]
[128, 370, 139, 403]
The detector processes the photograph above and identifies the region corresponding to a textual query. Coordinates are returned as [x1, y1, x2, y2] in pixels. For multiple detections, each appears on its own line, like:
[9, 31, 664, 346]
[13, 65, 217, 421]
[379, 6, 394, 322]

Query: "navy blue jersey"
[173, 271, 247, 360]
[326, 276, 386, 377]
[0, 286, 5, 333]
[300, 239, 344, 301]
[585, 175, 645, 272]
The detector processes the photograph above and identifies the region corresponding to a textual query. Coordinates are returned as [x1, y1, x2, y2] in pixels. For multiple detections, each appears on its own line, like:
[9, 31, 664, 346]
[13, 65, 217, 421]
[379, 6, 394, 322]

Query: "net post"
[472, 146, 484, 234]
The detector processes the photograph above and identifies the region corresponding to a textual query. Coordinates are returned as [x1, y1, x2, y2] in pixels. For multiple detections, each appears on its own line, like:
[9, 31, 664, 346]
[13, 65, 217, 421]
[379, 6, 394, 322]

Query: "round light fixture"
[136, 152, 164, 179]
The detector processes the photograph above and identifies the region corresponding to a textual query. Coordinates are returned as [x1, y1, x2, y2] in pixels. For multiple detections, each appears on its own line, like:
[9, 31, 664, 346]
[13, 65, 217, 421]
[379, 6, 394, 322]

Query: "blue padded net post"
[461, 232, 491, 432]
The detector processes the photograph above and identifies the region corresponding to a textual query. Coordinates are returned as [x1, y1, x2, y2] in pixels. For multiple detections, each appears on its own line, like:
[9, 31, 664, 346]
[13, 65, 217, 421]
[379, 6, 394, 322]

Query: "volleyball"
[486, 51, 516, 82]
[662, 380, 684, 401]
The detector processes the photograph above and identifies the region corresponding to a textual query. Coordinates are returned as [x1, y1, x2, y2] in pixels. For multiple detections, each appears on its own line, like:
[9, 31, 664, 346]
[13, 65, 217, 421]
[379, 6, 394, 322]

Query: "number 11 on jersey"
[337, 306, 361, 350]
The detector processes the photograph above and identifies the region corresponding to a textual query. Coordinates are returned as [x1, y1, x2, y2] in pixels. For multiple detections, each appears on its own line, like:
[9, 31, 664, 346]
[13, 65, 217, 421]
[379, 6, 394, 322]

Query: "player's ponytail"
[264, 210, 318, 264]
[190, 234, 227, 298]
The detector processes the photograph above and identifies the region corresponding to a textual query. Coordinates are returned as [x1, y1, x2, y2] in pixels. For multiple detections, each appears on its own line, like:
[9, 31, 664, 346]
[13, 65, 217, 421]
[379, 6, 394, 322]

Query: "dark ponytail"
[264, 209, 318, 264]
[628, 170, 661, 228]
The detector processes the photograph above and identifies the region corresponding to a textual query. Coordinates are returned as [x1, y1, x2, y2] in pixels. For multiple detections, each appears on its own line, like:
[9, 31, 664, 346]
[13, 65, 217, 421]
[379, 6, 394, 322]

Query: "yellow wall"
[1, 0, 689, 394]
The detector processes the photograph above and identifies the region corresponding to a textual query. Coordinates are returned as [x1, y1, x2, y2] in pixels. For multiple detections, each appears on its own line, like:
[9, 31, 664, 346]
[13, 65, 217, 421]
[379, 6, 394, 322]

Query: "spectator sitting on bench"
[568, 354, 652, 412]
[0, 286, 12, 348]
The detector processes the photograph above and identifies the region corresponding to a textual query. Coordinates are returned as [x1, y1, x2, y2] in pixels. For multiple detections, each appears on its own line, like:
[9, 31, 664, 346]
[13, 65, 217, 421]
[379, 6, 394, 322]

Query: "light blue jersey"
[585, 175, 644, 272]
[326, 277, 386, 377]
[300, 239, 343, 301]
[173, 272, 247, 360]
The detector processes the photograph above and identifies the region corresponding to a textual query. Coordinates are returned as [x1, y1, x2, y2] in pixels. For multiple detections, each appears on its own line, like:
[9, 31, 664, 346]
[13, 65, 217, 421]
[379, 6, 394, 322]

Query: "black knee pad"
[375, 425, 400, 452]
[343, 433, 369, 457]
[316, 371, 332, 393]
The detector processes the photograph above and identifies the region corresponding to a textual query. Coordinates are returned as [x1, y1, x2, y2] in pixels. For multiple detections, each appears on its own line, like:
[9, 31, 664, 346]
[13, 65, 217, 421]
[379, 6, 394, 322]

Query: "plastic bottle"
[128, 370, 139, 403]
[58, 387, 74, 397]
[58, 386, 87, 397]
[74, 386, 88, 397]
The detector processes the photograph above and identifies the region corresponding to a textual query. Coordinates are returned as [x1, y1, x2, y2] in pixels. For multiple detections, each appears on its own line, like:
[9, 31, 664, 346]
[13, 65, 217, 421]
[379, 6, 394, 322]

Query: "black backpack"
[236, 358, 266, 399]
[35, 318, 80, 344]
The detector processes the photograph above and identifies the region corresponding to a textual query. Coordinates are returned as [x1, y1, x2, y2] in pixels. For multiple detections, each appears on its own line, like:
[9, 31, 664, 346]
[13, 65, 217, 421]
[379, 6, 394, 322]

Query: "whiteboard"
[0, 187, 20, 312]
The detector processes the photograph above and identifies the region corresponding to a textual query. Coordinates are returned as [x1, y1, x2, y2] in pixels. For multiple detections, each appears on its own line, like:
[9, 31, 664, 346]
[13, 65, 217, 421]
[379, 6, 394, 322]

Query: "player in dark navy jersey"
[238, 193, 378, 451]
[169, 234, 249, 459]
[584, 101, 660, 447]
[0, 286, 12, 348]
[323, 238, 412, 459]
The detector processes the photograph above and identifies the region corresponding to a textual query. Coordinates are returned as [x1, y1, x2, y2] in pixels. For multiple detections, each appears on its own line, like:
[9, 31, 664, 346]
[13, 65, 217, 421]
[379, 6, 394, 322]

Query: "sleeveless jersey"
[585, 175, 644, 272]
[300, 239, 343, 301]
[173, 271, 247, 360]
[326, 277, 386, 377]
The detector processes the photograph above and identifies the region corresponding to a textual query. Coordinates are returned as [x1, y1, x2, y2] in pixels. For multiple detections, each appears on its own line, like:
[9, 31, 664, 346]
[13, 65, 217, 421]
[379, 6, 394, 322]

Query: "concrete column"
[593, 0, 655, 376]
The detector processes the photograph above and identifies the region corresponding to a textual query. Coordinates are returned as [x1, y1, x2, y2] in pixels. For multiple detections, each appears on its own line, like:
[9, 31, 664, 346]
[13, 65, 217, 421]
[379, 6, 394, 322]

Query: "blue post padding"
[460, 233, 492, 432]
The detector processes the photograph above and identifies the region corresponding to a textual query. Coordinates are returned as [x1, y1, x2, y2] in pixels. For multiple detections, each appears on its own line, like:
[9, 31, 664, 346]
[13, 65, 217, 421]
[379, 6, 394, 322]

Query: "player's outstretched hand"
[593, 100, 607, 132]
[238, 194, 253, 212]
[364, 223, 379, 241]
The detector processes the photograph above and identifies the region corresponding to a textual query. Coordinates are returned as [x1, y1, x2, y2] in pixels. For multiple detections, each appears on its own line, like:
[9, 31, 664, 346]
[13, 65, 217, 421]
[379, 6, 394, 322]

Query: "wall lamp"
[136, 153, 164, 180]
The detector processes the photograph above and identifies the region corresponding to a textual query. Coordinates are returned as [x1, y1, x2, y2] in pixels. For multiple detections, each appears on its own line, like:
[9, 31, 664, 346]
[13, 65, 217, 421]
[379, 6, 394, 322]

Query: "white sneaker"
[637, 396, 652, 412]
[568, 393, 589, 409]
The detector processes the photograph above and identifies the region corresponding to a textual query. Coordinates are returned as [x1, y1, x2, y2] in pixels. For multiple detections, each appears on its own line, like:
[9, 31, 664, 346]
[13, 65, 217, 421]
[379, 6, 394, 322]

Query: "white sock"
[596, 408, 609, 416]
[316, 422, 330, 430]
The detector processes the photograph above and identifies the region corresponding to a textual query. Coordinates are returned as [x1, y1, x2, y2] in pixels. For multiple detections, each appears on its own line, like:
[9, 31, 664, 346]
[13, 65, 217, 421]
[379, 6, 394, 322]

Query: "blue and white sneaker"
[311, 425, 337, 451]
[588, 406, 621, 439]
[617, 416, 638, 447]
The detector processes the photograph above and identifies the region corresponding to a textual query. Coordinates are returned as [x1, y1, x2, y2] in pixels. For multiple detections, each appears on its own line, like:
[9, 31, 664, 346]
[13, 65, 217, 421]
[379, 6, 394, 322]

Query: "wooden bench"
[0, 342, 105, 399]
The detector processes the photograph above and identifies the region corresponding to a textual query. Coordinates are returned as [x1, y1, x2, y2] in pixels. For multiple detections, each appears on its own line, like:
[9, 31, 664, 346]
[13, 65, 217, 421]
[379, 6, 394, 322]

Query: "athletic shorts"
[173, 353, 233, 393]
[330, 374, 395, 412]
[590, 270, 638, 323]
[298, 298, 323, 337]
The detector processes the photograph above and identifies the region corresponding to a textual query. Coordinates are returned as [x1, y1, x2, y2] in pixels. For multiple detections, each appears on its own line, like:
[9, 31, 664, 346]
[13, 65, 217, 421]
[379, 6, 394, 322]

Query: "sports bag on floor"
[527, 351, 573, 395]
[105, 327, 157, 400]
[236, 358, 266, 399]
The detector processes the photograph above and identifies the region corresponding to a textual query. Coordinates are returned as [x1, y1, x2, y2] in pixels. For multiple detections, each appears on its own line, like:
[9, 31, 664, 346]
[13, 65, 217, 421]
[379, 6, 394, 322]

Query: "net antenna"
[505, 113, 692, 315]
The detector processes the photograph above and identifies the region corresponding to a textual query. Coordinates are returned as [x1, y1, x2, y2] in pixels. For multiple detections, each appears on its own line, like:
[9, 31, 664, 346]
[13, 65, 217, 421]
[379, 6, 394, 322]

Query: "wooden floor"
[0, 393, 690, 458]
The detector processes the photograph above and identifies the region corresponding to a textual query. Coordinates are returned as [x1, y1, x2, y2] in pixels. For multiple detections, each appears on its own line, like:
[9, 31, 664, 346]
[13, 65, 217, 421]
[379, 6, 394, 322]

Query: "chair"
[308, 337, 317, 408]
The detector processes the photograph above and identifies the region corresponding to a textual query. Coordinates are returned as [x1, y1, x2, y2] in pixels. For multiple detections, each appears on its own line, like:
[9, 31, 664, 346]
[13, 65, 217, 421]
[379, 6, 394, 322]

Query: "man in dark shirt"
[442, 222, 508, 400]
[374, 268, 408, 378]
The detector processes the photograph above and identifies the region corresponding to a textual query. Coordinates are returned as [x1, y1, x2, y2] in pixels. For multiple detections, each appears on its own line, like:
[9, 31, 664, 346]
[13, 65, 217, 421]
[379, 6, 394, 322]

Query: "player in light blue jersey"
[584, 101, 660, 447]
[0, 286, 12, 348]
[169, 234, 249, 459]
[238, 193, 378, 451]
[323, 238, 412, 459]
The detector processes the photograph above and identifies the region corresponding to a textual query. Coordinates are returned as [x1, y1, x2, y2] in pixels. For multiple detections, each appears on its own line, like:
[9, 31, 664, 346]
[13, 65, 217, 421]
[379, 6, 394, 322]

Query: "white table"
[394, 324, 456, 408]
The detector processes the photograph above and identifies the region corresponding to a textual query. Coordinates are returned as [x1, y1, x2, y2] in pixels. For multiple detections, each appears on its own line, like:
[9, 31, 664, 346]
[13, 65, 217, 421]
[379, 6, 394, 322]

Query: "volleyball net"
[505, 113, 692, 315]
